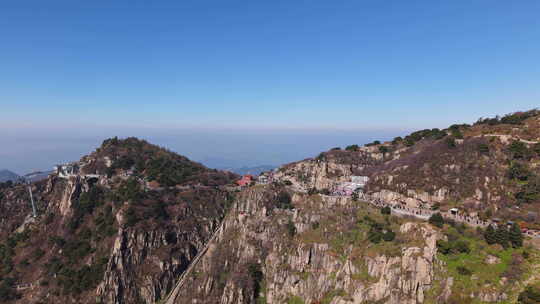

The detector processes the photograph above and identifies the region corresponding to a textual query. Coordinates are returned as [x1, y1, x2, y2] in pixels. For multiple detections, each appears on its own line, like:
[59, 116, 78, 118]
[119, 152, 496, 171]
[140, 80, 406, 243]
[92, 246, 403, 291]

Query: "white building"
[54, 163, 79, 178]
[351, 176, 369, 186]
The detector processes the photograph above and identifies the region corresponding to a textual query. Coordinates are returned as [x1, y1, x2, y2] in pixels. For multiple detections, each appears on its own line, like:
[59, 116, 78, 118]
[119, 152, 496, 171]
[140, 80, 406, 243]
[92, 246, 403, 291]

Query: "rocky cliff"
[170, 184, 540, 304]
[172, 186, 444, 304]
[0, 138, 236, 304]
[275, 110, 540, 224]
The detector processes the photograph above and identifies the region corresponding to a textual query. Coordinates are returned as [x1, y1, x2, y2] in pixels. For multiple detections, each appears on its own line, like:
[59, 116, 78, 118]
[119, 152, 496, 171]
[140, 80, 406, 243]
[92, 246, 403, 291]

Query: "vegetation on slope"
[308, 109, 540, 224]
[0, 137, 238, 303]
[86, 137, 237, 187]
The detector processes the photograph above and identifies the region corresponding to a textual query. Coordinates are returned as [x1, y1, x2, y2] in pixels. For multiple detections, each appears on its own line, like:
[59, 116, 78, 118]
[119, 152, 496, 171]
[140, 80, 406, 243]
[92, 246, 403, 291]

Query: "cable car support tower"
[27, 182, 37, 218]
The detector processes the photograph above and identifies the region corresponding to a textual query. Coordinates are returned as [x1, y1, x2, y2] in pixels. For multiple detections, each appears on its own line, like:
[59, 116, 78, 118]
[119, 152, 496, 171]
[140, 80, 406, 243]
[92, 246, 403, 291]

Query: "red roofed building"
[236, 175, 253, 187]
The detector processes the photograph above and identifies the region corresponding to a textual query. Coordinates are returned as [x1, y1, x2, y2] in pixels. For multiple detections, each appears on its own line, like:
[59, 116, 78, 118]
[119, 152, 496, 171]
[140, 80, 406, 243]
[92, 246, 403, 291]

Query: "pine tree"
[509, 223, 524, 248]
[484, 225, 497, 245]
[495, 225, 509, 248]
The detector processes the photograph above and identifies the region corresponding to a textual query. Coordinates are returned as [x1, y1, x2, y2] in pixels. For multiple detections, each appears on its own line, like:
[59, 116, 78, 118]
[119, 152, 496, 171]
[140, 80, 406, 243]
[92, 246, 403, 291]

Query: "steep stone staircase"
[162, 219, 226, 304]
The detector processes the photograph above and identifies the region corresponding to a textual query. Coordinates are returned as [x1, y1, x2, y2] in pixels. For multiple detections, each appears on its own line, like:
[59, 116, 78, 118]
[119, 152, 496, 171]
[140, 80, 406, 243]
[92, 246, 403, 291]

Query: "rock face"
[0, 138, 235, 304]
[273, 149, 382, 192]
[173, 186, 444, 304]
[96, 225, 218, 304]
[274, 126, 540, 224]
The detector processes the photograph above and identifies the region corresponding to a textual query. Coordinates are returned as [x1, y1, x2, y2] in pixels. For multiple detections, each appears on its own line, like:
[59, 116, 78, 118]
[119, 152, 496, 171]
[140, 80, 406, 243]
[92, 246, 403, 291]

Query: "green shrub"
[117, 178, 144, 202]
[509, 141, 532, 160]
[509, 222, 524, 248]
[516, 176, 540, 204]
[381, 206, 391, 215]
[0, 244, 14, 274]
[286, 220, 296, 237]
[476, 110, 539, 126]
[113, 156, 135, 170]
[451, 129, 463, 139]
[62, 239, 92, 263]
[518, 284, 540, 304]
[0, 279, 19, 301]
[8, 231, 30, 247]
[453, 239, 470, 254]
[456, 266, 472, 276]
[45, 256, 64, 275]
[368, 228, 382, 244]
[20, 258, 30, 267]
[436, 239, 470, 255]
[308, 187, 318, 195]
[31, 248, 46, 260]
[477, 143, 490, 153]
[320, 189, 330, 195]
[287, 296, 305, 304]
[534, 143, 540, 156]
[437, 240, 452, 255]
[424, 128, 447, 140]
[248, 263, 264, 300]
[445, 137, 456, 148]
[484, 225, 497, 245]
[57, 257, 108, 294]
[429, 213, 445, 228]
[495, 225, 510, 249]
[404, 138, 415, 147]
[392, 136, 403, 145]
[125, 207, 139, 227]
[69, 186, 105, 231]
[365, 140, 381, 147]
[345, 145, 359, 151]
[145, 155, 201, 186]
[150, 202, 169, 221]
[44, 213, 55, 225]
[277, 191, 293, 209]
[382, 231, 396, 242]
[508, 162, 532, 181]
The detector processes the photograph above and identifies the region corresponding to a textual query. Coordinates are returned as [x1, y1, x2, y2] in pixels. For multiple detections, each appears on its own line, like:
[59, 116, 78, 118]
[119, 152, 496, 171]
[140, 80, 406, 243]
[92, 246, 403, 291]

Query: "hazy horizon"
[1, 125, 410, 174]
[2, 1, 539, 173]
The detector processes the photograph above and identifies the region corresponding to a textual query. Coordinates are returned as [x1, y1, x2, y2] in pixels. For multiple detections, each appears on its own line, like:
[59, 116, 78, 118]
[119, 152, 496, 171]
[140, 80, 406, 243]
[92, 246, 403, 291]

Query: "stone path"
[475, 134, 539, 144]
[163, 220, 225, 304]
[358, 193, 491, 228]
[347, 193, 540, 238]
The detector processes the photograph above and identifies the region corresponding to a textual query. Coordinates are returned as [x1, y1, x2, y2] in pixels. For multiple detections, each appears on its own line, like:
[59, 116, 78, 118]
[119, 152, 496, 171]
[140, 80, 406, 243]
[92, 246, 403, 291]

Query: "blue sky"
[1, 1, 539, 173]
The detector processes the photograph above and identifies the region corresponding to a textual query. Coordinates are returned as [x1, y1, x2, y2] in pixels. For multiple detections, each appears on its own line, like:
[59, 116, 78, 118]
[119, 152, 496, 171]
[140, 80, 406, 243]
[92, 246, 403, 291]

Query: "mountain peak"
[0, 169, 19, 183]
[76, 136, 238, 187]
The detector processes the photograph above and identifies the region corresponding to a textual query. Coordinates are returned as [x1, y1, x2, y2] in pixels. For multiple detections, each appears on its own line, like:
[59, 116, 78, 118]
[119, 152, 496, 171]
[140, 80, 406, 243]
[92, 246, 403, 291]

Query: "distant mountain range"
[23, 170, 54, 183]
[0, 169, 53, 183]
[199, 157, 278, 176]
[0, 169, 19, 182]
[222, 165, 276, 176]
